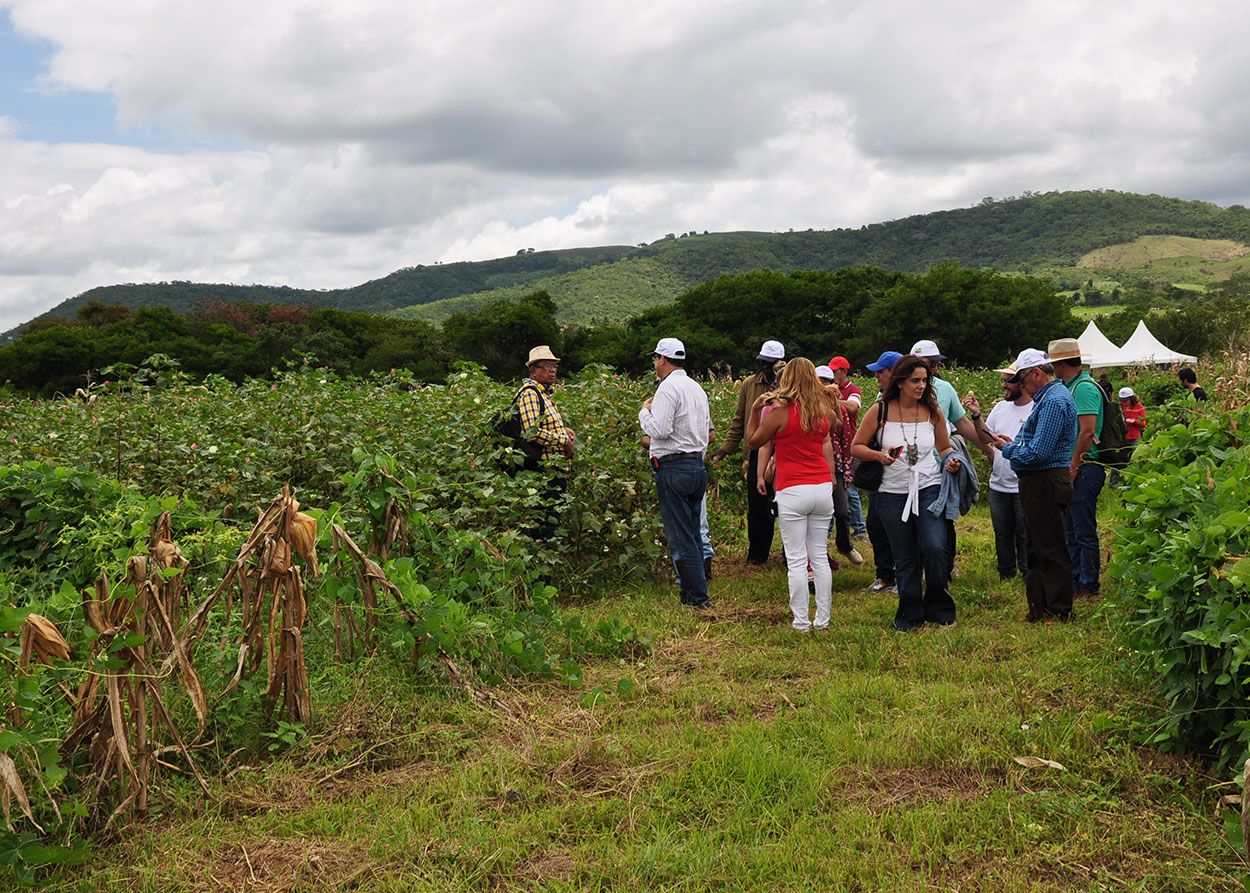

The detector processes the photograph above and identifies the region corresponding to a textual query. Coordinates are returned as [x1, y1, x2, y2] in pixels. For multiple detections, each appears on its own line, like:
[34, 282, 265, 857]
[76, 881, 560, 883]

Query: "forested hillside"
[18, 190, 1250, 332]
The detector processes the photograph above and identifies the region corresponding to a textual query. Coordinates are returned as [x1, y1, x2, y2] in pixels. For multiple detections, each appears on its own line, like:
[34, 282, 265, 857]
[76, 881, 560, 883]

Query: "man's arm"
[1070, 414, 1096, 477]
[710, 380, 750, 459]
[639, 382, 677, 440]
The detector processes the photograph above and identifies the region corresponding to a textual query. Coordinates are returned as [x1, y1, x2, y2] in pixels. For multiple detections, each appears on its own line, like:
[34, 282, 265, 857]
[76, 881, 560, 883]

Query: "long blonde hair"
[773, 357, 834, 434]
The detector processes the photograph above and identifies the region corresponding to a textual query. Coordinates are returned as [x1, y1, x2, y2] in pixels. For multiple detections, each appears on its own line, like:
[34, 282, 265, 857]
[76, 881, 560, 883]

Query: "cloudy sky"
[2, 1, 1249, 333]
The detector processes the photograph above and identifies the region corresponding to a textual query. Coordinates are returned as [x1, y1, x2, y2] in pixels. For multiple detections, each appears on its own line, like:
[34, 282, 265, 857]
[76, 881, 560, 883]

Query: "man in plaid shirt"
[518, 345, 576, 539]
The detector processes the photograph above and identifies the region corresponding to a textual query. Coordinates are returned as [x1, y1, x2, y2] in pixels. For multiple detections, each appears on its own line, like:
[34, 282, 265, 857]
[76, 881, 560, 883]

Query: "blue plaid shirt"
[1001, 378, 1077, 472]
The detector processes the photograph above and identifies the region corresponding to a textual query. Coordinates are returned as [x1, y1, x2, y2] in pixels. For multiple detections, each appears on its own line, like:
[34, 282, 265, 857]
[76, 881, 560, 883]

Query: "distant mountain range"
[21, 190, 1250, 332]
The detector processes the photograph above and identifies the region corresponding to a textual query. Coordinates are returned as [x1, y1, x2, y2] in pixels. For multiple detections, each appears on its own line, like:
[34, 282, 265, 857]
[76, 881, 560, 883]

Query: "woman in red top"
[746, 358, 843, 632]
[1114, 387, 1147, 487]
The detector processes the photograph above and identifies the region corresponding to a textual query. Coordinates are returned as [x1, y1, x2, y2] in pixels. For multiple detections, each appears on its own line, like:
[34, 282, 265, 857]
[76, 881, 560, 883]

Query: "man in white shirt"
[639, 337, 712, 609]
[964, 362, 1034, 580]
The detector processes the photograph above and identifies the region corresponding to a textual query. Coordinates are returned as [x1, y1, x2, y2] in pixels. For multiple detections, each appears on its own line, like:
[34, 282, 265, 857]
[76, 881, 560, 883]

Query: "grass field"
[54, 502, 1245, 892]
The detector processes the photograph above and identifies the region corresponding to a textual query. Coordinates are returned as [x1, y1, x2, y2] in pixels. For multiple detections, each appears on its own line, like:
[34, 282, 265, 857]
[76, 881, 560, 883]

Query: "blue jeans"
[874, 486, 955, 630]
[988, 487, 1028, 579]
[671, 495, 714, 574]
[654, 456, 709, 606]
[846, 476, 866, 535]
[1065, 464, 1105, 592]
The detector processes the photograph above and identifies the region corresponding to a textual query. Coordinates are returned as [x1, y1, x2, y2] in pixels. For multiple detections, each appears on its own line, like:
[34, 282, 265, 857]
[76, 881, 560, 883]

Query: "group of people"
[509, 336, 1203, 632]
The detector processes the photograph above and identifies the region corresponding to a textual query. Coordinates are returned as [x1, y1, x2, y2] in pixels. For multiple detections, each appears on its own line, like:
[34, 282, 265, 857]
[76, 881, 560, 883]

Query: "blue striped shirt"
[1001, 379, 1077, 471]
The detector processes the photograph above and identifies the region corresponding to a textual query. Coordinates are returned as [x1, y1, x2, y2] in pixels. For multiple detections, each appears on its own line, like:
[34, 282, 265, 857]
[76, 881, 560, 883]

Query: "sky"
[2, 0, 1250, 333]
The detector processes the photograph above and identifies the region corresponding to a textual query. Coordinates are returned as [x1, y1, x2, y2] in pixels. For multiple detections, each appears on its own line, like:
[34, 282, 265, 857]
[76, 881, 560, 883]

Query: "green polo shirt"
[1064, 370, 1104, 460]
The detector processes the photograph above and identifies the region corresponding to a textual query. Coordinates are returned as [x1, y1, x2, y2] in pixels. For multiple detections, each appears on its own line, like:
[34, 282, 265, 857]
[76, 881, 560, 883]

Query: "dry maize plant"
[63, 558, 211, 829]
[329, 523, 505, 713]
[1, 613, 73, 832]
[329, 523, 413, 660]
[1213, 349, 1250, 420]
[181, 486, 319, 726]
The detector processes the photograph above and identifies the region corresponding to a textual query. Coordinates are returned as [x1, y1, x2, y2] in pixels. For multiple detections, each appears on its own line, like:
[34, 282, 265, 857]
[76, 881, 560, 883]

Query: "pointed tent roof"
[1117, 319, 1197, 366]
[1077, 320, 1127, 368]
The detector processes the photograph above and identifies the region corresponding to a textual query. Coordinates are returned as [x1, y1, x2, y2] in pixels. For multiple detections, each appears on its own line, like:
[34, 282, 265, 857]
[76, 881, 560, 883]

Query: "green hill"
[19, 189, 1250, 332]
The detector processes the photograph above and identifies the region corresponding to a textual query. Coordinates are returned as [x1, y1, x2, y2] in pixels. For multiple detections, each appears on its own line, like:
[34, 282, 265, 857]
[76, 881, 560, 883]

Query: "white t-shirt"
[985, 398, 1034, 494]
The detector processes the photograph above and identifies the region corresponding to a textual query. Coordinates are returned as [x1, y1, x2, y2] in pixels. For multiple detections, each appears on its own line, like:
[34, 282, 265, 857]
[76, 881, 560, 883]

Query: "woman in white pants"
[746, 358, 842, 631]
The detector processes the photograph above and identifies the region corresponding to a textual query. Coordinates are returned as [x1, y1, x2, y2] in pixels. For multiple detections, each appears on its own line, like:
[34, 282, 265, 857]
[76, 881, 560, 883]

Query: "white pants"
[775, 482, 835, 631]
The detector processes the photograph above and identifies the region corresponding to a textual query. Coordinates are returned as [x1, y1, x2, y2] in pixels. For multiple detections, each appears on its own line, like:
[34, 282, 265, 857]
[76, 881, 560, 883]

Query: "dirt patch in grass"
[170, 837, 380, 892]
[510, 849, 580, 884]
[222, 760, 442, 814]
[831, 764, 1013, 809]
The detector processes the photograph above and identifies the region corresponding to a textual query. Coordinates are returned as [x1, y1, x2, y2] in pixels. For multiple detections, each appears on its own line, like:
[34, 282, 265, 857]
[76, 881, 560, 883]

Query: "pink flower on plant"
[270, 384, 277, 391]
[102, 380, 109, 386]
[60, 417, 66, 422]
[191, 443, 198, 449]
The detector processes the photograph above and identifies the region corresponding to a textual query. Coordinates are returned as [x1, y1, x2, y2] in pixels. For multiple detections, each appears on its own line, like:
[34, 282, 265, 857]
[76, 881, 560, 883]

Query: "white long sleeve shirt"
[639, 369, 710, 458]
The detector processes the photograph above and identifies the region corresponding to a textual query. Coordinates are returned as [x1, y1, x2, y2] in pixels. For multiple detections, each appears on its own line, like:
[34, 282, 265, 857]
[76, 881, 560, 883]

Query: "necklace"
[899, 410, 922, 465]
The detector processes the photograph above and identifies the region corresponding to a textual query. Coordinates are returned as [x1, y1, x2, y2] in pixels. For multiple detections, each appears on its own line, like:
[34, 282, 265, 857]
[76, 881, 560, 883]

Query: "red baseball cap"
[827, 356, 851, 371]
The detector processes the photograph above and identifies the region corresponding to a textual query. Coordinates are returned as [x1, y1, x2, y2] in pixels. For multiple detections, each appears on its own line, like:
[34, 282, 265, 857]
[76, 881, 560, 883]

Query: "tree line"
[7, 263, 1246, 395]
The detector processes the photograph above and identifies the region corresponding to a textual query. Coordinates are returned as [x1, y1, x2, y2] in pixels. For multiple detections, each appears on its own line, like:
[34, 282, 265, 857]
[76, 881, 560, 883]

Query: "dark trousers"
[1018, 467, 1073, 618]
[866, 489, 895, 584]
[875, 486, 956, 630]
[827, 473, 853, 555]
[745, 449, 776, 563]
[988, 487, 1028, 579]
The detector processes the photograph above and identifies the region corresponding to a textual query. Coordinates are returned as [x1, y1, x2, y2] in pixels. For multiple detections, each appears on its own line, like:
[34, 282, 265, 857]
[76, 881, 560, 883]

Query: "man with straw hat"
[518, 345, 576, 540]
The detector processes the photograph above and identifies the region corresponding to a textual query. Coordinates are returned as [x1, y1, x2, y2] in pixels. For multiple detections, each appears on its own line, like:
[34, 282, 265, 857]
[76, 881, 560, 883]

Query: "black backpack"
[492, 383, 547, 474]
[1076, 378, 1131, 471]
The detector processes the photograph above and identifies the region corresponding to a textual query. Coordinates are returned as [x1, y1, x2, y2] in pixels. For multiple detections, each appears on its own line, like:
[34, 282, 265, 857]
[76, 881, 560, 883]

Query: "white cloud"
[2, 0, 1250, 332]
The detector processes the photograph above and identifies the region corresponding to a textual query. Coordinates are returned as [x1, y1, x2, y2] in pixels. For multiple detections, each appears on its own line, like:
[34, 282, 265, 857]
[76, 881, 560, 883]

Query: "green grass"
[48, 505, 1244, 891]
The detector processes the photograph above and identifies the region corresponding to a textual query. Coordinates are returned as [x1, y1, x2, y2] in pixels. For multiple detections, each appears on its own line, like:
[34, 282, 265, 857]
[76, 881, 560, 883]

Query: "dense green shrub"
[1106, 398, 1250, 769]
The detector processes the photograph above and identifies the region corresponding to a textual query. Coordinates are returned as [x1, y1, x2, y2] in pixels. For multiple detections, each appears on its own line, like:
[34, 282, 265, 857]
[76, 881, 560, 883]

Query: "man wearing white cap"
[710, 339, 786, 564]
[640, 338, 712, 608]
[964, 361, 1034, 580]
[991, 349, 1077, 622]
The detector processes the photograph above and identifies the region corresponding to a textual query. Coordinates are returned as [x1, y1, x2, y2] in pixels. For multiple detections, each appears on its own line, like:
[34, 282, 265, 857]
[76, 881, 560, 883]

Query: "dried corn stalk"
[180, 487, 317, 725]
[62, 573, 211, 828]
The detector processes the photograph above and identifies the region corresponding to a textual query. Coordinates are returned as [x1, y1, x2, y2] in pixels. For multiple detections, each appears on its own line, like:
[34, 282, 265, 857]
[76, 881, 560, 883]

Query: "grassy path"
[59, 507, 1242, 891]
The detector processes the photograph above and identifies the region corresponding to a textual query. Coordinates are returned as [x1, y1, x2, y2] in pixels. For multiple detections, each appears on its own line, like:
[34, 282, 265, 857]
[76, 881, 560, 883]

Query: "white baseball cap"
[1118, 387, 1135, 400]
[756, 340, 785, 361]
[1013, 348, 1050, 375]
[651, 337, 686, 360]
[814, 364, 835, 382]
[910, 339, 946, 361]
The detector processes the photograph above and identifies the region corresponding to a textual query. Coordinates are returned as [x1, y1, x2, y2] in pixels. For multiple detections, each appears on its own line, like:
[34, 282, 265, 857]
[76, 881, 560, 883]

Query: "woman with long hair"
[746, 358, 843, 631]
[851, 354, 962, 631]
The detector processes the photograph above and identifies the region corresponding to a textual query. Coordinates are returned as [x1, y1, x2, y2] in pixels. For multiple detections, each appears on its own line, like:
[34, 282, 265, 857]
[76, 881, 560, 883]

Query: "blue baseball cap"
[866, 350, 904, 372]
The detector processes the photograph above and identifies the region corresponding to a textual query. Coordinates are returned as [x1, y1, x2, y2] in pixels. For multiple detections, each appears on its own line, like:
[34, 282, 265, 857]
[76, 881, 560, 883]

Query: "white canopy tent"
[1077, 320, 1127, 368]
[1074, 318, 1196, 368]
[1116, 319, 1197, 366]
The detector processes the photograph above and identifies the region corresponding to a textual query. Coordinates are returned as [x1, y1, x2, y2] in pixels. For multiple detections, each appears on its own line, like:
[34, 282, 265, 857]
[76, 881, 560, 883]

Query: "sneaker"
[842, 548, 865, 566]
[863, 579, 893, 593]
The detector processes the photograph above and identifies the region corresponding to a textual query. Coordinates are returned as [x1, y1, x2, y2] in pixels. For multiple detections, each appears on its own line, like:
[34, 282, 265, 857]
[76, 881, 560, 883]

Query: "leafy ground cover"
[38, 508, 1245, 891]
[3, 359, 1244, 889]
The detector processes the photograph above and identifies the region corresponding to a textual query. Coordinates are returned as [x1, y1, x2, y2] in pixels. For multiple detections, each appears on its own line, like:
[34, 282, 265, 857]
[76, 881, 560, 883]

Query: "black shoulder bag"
[851, 399, 888, 492]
